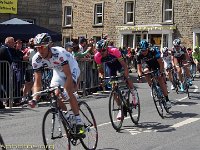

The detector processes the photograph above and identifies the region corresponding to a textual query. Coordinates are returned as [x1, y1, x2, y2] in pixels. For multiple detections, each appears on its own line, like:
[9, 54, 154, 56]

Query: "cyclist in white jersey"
[30, 33, 84, 136]
[161, 47, 175, 90]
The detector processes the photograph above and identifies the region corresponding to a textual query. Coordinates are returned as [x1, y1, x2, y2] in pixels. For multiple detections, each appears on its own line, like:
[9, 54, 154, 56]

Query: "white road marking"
[170, 118, 200, 128]
[176, 85, 198, 102]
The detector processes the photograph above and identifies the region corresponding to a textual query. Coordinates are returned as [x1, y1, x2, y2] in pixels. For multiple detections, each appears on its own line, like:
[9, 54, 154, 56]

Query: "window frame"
[63, 5, 73, 27]
[162, 0, 173, 23]
[124, 1, 135, 24]
[93, 2, 104, 26]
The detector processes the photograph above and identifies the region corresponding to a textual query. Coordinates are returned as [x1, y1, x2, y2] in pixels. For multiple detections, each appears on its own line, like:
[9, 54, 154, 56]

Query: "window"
[163, 0, 173, 23]
[94, 2, 104, 25]
[125, 1, 134, 24]
[64, 6, 72, 26]
[63, 36, 71, 48]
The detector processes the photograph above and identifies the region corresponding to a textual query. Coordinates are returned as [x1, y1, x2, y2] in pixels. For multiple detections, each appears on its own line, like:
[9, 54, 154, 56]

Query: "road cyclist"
[94, 38, 140, 122]
[171, 38, 193, 92]
[29, 33, 85, 137]
[136, 40, 172, 109]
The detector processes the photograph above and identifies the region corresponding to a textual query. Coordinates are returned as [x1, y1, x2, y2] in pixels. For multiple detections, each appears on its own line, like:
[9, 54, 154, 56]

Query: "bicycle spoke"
[42, 109, 70, 150]
[79, 101, 98, 150]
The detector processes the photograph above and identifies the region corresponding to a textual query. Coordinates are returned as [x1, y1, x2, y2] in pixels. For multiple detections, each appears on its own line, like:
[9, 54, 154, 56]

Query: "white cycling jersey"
[161, 53, 172, 69]
[32, 46, 80, 87]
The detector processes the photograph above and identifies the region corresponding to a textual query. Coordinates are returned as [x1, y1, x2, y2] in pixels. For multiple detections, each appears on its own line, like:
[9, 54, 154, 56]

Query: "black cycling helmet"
[34, 33, 52, 46]
[96, 39, 109, 51]
[173, 38, 181, 46]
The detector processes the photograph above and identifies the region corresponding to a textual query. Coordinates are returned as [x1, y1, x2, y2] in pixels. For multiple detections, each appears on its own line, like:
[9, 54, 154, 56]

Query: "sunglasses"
[35, 44, 48, 49]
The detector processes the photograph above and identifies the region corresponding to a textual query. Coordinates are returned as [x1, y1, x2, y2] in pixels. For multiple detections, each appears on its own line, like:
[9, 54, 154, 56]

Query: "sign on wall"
[0, 0, 18, 14]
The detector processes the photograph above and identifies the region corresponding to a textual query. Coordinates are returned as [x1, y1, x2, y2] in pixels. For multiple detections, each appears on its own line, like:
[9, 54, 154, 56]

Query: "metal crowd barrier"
[0, 59, 100, 108]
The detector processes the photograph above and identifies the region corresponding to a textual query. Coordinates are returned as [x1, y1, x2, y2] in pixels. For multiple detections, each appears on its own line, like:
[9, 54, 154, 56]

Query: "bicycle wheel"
[127, 88, 140, 125]
[78, 101, 98, 150]
[152, 84, 164, 119]
[0, 134, 6, 150]
[172, 72, 179, 94]
[108, 89, 123, 131]
[42, 109, 71, 150]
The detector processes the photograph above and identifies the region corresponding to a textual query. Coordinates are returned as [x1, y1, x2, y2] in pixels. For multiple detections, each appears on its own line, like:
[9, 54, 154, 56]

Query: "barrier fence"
[0, 59, 100, 108]
[0, 55, 136, 108]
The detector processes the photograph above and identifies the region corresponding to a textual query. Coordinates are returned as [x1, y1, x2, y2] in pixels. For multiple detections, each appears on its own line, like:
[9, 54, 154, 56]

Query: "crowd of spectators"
[0, 35, 138, 109]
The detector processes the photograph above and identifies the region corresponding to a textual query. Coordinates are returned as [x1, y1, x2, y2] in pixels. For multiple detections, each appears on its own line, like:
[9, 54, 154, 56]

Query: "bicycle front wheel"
[127, 88, 140, 125]
[109, 89, 123, 131]
[152, 85, 164, 119]
[42, 109, 71, 150]
[0, 134, 6, 150]
[78, 101, 98, 150]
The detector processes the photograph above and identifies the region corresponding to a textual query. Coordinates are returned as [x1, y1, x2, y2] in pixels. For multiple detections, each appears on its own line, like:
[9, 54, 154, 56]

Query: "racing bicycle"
[105, 76, 140, 131]
[32, 86, 98, 150]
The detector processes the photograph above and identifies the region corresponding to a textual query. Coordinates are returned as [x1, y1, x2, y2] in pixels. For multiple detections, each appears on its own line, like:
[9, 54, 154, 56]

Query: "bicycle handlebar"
[31, 86, 63, 97]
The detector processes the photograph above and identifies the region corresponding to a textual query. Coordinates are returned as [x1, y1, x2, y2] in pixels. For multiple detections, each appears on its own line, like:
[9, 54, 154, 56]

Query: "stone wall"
[0, 0, 62, 33]
[62, 0, 200, 48]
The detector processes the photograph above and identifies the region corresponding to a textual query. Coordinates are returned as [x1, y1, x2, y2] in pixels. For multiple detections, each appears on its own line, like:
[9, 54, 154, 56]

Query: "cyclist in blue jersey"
[137, 40, 171, 109]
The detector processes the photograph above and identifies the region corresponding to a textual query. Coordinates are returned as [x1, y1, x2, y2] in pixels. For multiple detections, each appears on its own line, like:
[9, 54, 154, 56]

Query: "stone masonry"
[62, 0, 200, 48]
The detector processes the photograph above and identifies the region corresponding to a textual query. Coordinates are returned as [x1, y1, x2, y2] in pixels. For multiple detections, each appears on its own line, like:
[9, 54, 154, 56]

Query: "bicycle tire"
[108, 89, 123, 131]
[0, 134, 6, 150]
[42, 109, 71, 150]
[152, 84, 164, 119]
[172, 72, 179, 94]
[78, 101, 98, 150]
[127, 88, 140, 125]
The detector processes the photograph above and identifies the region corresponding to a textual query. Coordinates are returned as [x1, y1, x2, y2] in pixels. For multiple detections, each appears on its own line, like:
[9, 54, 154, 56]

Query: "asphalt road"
[1, 73, 200, 150]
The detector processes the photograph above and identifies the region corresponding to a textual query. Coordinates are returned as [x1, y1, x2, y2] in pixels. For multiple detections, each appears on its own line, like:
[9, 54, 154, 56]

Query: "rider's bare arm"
[32, 71, 42, 100]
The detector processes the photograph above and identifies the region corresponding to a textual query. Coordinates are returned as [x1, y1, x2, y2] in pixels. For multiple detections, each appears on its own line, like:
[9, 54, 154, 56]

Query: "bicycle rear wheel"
[78, 101, 98, 150]
[42, 109, 71, 150]
[152, 85, 164, 119]
[127, 88, 140, 125]
[109, 89, 123, 131]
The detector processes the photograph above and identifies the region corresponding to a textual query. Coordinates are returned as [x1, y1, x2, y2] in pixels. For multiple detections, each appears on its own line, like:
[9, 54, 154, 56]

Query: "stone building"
[0, 0, 62, 37]
[62, 0, 200, 50]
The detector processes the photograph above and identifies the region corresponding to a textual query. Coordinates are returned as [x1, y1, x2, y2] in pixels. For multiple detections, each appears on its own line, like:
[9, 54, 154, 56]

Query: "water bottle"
[62, 90, 70, 101]
[131, 89, 138, 105]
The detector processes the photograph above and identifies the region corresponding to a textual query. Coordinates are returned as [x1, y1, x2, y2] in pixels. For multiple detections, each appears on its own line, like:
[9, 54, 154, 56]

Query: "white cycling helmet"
[34, 33, 52, 46]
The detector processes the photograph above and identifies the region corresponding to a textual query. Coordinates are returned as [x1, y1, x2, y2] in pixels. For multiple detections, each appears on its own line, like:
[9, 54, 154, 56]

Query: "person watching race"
[192, 46, 200, 76]
[171, 38, 192, 92]
[94, 39, 135, 120]
[29, 33, 85, 136]
[161, 47, 175, 90]
[136, 40, 171, 109]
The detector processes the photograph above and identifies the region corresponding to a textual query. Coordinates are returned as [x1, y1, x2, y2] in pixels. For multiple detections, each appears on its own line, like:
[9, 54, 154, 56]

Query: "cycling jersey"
[32, 46, 80, 86]
[171, 47, 186, 59]
[161, 52, 172, 69]
[94, 47, 124, 76]
[136, 48, 161, 70]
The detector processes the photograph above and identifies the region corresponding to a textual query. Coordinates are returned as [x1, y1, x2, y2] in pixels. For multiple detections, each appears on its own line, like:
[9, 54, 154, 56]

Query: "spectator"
[21, 38, 37, 104]
[0, 37, 15, 108]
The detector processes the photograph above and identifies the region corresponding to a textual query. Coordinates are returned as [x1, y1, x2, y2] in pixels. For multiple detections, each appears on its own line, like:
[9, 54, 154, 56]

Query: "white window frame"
[125, 1, 134, 24]
[64, 6, 72, 27]
[163, 0, 173, 23]
[94, 2, 104, 26]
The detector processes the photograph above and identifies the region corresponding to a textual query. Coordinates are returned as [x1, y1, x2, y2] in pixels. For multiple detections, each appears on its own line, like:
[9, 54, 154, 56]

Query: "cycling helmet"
[162, 47, 169, 53]
[139, 40, 149, 51]
[34, 33, 52, 46]
[65, 41, 73, 48]
[96, 39, 109, 51]
[173, 38, 181, 46]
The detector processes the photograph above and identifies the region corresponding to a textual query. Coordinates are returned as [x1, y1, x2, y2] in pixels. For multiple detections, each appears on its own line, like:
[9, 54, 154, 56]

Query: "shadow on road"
[121, 121, 176, 133]
[166, 111, 198, 119]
